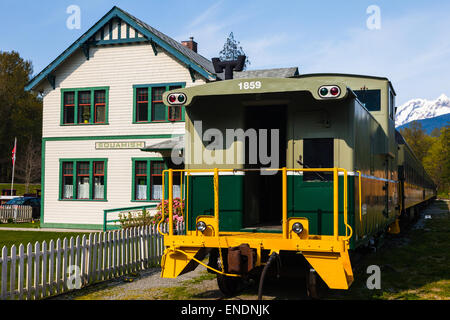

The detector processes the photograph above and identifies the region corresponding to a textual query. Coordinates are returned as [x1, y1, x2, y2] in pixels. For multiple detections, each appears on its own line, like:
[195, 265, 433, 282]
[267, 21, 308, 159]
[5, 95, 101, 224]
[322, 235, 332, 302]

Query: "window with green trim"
[132, 158, 183, 202]
[60, 159, 107, 200]
[61, 87, 109, 125]
[133, 83, 185, 123]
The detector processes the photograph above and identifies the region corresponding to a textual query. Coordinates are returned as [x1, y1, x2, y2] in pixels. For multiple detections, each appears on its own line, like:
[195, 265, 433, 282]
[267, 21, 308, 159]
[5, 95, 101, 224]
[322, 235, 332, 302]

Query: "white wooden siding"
[37, 34, 208, 228]
[44, 139, 173, 226]
[39, 43, 206, 138]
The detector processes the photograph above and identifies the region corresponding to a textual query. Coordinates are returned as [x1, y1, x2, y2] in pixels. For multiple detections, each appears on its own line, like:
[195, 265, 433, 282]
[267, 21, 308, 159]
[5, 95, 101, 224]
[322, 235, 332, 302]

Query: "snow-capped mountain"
[396, 94, 450, 127]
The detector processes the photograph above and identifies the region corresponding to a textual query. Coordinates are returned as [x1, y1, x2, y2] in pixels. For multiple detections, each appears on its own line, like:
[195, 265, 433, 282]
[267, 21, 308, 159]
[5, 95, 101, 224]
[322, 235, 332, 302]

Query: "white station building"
[26, 6, 299, 231]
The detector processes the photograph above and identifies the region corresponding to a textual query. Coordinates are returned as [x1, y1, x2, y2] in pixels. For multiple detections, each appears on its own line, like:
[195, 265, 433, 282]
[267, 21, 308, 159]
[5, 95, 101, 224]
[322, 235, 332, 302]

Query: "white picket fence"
[0, 206, 33, 223]
[0, 223, 184, 300]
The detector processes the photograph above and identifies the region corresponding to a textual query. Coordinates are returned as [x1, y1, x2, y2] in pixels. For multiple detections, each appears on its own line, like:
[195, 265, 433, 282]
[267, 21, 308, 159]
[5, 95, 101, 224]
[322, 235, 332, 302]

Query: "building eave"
[25, 6, 216, 92]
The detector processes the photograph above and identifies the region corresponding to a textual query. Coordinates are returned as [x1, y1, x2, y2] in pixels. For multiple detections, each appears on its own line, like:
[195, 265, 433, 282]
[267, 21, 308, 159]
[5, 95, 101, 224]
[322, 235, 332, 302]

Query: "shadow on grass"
[326, 200, 450, 300]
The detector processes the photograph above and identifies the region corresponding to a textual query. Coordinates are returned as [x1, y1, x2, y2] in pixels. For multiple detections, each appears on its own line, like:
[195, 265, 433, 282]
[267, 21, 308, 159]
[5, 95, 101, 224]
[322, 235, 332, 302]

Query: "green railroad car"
[158, 73, 436, 297]
[396, 130, 436, 220]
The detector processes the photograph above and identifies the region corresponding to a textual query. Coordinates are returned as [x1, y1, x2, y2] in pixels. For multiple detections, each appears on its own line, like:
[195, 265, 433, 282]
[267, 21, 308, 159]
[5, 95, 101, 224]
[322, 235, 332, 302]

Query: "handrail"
[357, 171, 362, 229]
[103, 204, 158, 231]
[158, 172, 167, 236]
[169, 169, 174, 237]
[282, 168, 288, 239]
[334, 168, 339, 241]
[160, 168, 353, 244]
[342, 168, 353, 242]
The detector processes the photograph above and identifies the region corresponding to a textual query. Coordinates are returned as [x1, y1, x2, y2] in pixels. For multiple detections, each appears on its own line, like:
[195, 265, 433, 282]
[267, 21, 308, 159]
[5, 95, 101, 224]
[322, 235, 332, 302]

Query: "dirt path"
[51, 265, 220, 300]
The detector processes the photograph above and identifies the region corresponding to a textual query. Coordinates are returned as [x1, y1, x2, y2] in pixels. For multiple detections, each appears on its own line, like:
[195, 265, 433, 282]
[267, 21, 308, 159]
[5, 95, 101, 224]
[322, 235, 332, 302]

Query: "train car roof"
[164, 77, 357, 107]
[293, 73, 396, 96]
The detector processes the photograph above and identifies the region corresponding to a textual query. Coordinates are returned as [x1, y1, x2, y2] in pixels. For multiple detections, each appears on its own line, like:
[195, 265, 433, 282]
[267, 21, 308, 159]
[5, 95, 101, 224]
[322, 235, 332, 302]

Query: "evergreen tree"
[401, 122, 450, 195]
[399, 122, 435, 162]
[423, 126, 450, 194]
[0, 51, 42, 186]
[219, 32, 251, 70]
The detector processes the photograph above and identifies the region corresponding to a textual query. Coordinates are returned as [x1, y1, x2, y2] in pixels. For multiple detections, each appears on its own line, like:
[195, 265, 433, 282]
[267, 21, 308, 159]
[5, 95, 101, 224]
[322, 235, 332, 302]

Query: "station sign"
[95, 141, 146, 150]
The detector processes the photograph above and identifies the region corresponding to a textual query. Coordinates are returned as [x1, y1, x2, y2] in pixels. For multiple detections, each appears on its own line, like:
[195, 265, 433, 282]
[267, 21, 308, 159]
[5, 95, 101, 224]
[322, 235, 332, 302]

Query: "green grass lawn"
[0, 221, 41, 229]
[0, 230, 92, 251]
[326, 200, 450, 300]
[0, 183, 41, 196]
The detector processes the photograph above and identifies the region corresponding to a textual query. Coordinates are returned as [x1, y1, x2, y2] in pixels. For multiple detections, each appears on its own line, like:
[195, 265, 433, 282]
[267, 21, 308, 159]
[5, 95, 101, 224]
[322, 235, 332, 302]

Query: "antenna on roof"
[212, 55, 246, 80]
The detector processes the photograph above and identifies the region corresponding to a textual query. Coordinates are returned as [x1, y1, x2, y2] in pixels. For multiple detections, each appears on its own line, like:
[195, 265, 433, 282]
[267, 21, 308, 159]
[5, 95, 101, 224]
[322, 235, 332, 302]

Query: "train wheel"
[217, 274, 243, 297]
[306, 268, 320, 299]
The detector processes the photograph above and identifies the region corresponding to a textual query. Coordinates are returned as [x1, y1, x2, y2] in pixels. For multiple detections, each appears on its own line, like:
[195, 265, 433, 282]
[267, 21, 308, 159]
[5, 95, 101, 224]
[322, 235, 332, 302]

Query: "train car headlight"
[319, 85, 341, 98]
[167, 93, 187, 105]
[292, 222, 304, 234]
[168, 94, 177, 103]
[330, 87, 340, 96]
[196, 221, 207, 233]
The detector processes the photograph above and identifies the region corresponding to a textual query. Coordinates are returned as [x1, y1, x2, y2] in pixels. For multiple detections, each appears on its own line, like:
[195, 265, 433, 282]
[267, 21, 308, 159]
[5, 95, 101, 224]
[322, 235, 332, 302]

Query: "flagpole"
[11, 137, 17, 196]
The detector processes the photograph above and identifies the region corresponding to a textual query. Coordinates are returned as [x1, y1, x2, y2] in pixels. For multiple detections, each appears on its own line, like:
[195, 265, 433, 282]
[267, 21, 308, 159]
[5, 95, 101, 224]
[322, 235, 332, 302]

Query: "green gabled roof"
[25, 6, 216, 91]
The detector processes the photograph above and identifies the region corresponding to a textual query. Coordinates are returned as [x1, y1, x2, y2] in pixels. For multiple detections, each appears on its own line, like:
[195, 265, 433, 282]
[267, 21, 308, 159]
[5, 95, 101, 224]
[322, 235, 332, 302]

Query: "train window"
[303, 138, 334, 182]
[389, 90, 395, 120]
[354, 90, 381, 112]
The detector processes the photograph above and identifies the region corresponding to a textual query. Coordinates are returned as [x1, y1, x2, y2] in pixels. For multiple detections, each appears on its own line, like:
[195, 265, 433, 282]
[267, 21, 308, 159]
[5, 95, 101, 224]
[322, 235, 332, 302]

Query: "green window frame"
[59, 159, 108, 201]
[133, 82, 186, 123]
[132, 158, 166, 202]
[131, 158, 184, 202]
[61, 87, 110, 125]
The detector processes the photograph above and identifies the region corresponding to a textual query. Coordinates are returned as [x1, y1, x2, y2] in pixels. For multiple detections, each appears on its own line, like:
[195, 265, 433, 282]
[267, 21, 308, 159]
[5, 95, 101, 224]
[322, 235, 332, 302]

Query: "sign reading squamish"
[95, 141, 146, 150]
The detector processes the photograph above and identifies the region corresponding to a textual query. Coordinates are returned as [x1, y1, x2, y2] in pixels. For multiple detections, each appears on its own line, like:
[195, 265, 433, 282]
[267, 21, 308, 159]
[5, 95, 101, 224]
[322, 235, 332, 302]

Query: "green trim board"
[133, 82, 186, 123]
[40, 223, 103, 231]
[42, 133, 183, 142]
[59, 158, 108, 201]
[25, 6, 215, 92]
[41, 140, 46, 224]
[89, 38, 149, 46]
[60, 87, 110, 125]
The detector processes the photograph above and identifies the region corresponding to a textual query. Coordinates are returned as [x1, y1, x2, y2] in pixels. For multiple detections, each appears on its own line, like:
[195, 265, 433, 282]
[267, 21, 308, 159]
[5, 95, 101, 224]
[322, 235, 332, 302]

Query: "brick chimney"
[181, 37, 198, 53]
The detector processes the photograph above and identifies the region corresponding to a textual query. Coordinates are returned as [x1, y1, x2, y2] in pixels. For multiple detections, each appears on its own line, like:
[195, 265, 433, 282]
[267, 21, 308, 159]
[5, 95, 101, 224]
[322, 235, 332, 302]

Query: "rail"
[103, 204, 158, 231]
[357, 171, 363, 228]
[158, 168, 353, 243]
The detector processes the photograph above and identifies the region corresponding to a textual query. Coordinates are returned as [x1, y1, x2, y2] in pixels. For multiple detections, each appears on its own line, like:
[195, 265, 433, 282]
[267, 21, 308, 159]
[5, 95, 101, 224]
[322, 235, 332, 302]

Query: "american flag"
[12, 140, 16, 166]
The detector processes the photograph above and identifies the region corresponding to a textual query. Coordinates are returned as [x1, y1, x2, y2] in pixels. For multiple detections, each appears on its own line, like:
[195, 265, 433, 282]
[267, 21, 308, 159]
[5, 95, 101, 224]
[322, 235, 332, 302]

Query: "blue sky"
[1, 0, 449, 105]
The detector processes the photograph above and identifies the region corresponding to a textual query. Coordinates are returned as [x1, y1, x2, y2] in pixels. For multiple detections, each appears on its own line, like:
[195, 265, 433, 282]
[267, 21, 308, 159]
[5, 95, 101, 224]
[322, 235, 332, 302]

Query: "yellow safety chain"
[171, 248, 241, 278]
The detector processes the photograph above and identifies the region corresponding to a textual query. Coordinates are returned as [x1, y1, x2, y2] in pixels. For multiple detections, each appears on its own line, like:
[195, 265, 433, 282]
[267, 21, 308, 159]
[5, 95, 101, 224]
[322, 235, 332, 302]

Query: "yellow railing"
[158, 168, 353, 242]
